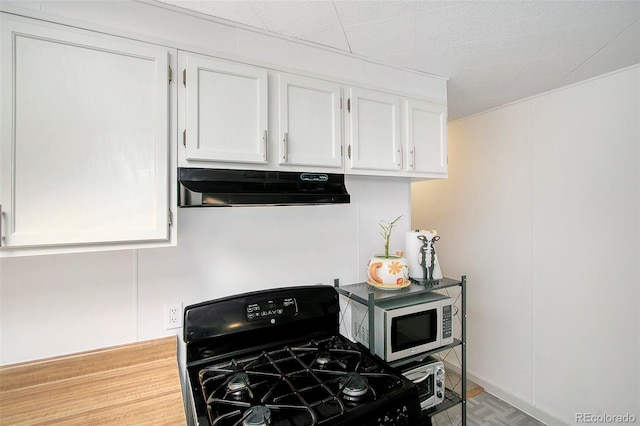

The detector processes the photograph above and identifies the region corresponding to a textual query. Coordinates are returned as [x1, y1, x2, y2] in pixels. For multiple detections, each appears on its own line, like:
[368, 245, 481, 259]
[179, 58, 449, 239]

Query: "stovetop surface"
[187, 334, 416, 426]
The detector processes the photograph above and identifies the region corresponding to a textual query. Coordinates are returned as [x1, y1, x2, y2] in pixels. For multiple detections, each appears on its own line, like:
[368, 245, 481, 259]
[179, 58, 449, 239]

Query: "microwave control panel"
[442, 304, 452, 339]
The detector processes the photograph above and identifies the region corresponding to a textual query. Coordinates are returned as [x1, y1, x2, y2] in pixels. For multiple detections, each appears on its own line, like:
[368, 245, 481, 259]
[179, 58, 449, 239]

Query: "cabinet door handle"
[263, 130, 268, 160]
[0, 204, 4, 247]
[398, 144, 403, 168]
[410, 147, 415, 170]
[283, 132, 289, 163]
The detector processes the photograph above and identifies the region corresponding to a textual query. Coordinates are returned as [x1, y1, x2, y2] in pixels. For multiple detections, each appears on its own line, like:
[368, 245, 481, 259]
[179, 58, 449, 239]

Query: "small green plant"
[378, 216, 402, 258]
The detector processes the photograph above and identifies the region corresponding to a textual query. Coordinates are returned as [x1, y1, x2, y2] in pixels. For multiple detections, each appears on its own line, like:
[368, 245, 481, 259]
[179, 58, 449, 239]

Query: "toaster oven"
[398, 356, 446, 410]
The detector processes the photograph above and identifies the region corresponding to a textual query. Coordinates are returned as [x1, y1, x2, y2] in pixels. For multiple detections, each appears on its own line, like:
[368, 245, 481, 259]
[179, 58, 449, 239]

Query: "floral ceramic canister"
[367, 251, 410, 289]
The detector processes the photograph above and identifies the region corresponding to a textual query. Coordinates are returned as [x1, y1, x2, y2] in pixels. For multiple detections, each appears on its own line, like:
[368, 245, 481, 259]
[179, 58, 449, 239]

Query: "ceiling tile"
[413, 50, 470, 79]
[483, 1, 579, 38]
[416, 0, 481, 13]
[414, 2, 497, 49]
[448, 83, 510, 106]
[448, 83, 513, 120]
[608, 16, 640, 50]
[559, 46, 640, 88]
[373, 51, 418, 71]
[464, 33, 548, 65]
[519, 52, 593, 84]
[414, 30, 547, 78]
[156, 0, 267, 29]
[558, 20, 640, 88]
[505, 56, 588, 101]
[568, 1, 640, 28]
[448, 61, 528, 90]
[535, 20, 638, 58]
[344, 13, 415, 58]
[333, 0, 417, 27]
[296, 26, 351, 52]
[248, 0, 340, 37]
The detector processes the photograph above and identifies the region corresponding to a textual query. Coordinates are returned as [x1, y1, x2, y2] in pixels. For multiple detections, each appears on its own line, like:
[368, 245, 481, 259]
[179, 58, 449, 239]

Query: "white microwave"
[351, 292, 453, 362]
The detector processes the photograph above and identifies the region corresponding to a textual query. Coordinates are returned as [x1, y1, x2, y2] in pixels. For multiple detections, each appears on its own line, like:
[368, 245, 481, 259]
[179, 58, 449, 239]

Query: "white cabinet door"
[0, 17, 172, 250]
[405, 99, 447, 175]
[346, 88, 402, 172]
[182, 53, 268, 164]
[278, 73, 342, 168]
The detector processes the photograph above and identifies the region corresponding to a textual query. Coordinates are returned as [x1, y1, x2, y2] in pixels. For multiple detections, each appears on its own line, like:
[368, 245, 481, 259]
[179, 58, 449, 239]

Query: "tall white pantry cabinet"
[0, 15, 176, 254]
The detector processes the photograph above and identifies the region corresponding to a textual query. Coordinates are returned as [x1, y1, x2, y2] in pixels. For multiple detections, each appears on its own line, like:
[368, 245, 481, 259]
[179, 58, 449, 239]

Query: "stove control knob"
[437, 390, 443, 398]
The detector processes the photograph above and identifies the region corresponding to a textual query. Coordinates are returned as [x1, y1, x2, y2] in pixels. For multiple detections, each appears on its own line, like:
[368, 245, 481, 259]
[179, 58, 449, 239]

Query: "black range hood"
[178, 168, 350, 206]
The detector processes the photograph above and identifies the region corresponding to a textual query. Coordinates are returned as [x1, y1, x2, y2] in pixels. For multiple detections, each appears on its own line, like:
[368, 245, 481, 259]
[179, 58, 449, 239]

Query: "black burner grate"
[197, 336, 403, 426]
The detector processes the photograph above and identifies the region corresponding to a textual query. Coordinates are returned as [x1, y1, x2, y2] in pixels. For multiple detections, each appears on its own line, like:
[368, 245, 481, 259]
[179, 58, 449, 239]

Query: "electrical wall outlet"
[165, 303, 183, 329]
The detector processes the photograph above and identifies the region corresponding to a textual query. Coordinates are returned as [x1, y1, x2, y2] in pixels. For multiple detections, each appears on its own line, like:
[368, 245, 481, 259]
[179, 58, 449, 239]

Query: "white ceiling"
[156, 0, 640, 120]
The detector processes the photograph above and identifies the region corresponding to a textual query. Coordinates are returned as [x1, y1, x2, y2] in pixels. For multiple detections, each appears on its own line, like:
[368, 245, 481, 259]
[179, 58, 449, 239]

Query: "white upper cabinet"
[0, 16, 175, 254]
[404, 99, 448, 175]
[277, 73, 342, 168]
[181, 53, 268, 164]
[344, 87, 448, 178]
[346, 88, 402, 172]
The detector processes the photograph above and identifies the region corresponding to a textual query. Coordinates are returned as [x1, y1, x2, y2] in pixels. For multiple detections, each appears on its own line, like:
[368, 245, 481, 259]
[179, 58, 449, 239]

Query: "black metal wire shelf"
[334, 276, 467, 426]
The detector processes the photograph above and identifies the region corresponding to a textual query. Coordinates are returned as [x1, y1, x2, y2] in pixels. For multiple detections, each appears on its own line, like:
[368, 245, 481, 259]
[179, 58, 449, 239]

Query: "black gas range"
[183, 285, 421, 426]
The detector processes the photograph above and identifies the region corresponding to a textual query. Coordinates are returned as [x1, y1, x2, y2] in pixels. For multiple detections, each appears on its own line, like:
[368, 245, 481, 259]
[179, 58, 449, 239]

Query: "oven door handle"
[405, 370, 430, 383]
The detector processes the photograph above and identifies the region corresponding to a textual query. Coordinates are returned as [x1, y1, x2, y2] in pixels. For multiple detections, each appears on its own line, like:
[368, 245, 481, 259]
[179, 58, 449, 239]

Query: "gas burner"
[316, 351, 332, 366]
[242, 406, 271, 426]
[227, 372, 250, 393]
[339, 372, 369, 398]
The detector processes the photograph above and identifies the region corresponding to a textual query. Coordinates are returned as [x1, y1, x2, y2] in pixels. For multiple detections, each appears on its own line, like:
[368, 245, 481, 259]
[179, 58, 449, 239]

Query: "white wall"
[412, 65, 640, 425]
[0, 0, 434, 365]
[0, 175, 411, 364]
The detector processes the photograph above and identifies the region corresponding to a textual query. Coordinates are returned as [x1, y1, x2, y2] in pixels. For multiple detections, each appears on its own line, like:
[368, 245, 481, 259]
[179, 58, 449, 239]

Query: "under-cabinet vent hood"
[178, 168, 350, 206]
